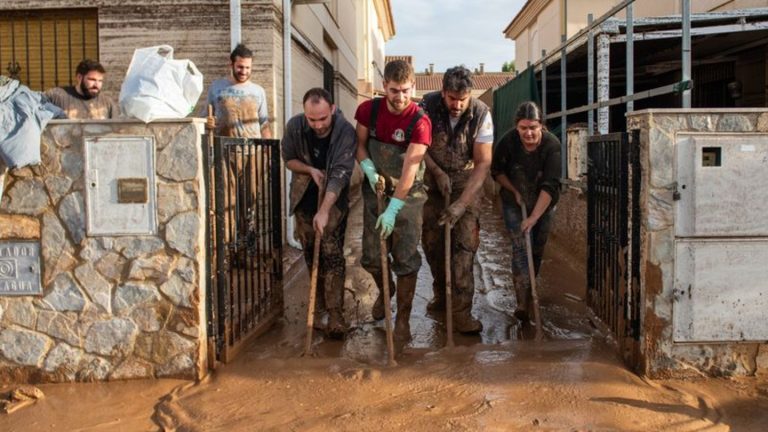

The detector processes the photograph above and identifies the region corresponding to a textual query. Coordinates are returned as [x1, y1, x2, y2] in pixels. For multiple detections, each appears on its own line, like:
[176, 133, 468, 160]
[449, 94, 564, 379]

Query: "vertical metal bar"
[587, 14, 594, 135]
[25, 14, 30, 85]
[681, 0, 691, 108]
[626, 4, 634, 113]
[80, 16, 86, 60]
[271, 139, 283, 304]
[597, 33, 610, 134]
[39, 14, 44, 89]
[214, 138, 229, 356]
[560, 34, 567, 179]
[53, 17, 59, 87]
[541, 50, 547, 116]
[244, 142, 253, 327]
[67, 17, 72, 84]
[204, 133, 217, 359]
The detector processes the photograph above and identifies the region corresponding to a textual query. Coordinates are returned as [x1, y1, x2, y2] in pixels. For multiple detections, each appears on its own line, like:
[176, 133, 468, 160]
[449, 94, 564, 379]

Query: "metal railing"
[206, 136, 283, 363]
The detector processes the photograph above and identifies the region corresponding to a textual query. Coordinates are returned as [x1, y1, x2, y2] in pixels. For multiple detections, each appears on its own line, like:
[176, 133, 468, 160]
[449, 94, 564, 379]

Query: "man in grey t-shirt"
[205, 44, 271, 138]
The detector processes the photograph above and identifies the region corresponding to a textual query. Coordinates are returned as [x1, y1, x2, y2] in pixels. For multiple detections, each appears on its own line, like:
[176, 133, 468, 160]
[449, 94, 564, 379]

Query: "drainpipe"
[230, 0, 241, 50]
[283, 0, 301, 249]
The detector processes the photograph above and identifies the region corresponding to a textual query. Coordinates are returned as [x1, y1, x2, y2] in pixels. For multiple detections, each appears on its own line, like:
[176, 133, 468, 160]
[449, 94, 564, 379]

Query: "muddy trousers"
[294, 205, 348, 323]
[421, 189, 480, 325]
[360, 184, 426, 323]
[501, 202, 555, 317]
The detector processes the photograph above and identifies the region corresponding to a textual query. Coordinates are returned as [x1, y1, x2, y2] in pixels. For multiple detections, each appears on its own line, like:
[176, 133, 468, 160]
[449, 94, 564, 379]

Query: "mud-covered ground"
[2, 194, 767, 431]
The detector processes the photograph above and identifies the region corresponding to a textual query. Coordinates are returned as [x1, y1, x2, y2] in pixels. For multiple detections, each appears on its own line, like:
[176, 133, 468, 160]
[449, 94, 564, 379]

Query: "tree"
[502, 61, 516, 73]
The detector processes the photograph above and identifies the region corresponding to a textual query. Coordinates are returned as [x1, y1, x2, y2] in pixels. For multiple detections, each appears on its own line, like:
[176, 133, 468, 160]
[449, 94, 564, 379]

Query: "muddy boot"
[370, 271, 395, 321]
[513, 274, 532, 325]
[326, 308, 347, 339]
[324, 273, 347, 339]
[454, 309, 483, 334]
[394, 272, 417, 343]
[426, 284, 445, 313]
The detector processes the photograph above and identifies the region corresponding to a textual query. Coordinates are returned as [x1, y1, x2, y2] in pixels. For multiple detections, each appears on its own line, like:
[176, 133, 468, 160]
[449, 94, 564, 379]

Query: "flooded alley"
[4, 193, 767, 432]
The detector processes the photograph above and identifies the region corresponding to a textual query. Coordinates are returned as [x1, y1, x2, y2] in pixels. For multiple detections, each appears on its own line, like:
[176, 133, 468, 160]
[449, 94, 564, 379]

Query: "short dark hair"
[442, 66, 473, 93]
[230, 44, 253, 62]
[383, 59, 414, 83]
[514, 101, 544, 126]
[76, 59, 105, 76]
[303, 87, 333, 105]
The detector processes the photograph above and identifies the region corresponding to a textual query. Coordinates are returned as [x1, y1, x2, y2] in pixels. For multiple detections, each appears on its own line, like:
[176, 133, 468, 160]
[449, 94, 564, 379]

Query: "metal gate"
[204, 136, 283, 363]
[586, 131, 641, 367]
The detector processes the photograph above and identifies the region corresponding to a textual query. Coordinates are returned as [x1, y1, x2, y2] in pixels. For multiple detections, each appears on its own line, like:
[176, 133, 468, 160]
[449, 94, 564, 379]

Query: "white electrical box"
[673, 239, 768, 342]
[85, 136, 157, 236]
[675, 133, 768, 237]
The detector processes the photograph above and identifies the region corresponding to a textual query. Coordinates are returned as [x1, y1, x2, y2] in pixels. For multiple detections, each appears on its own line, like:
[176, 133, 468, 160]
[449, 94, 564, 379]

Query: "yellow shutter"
[0, 9, 98, 91]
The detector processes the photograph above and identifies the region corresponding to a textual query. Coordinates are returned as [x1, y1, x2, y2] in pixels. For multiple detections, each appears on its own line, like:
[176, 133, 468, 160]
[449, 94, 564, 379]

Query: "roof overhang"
[374, 0, 396, 41]
[503, 0, 550, 40]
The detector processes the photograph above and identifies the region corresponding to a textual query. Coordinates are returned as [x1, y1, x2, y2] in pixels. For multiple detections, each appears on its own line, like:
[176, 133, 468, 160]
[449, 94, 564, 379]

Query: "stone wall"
[627, 109, 768, 378]
[0, 119, 207, 383]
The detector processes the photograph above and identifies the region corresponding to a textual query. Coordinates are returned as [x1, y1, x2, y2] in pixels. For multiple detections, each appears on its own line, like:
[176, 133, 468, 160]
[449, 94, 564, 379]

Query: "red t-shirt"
[355, 99, 432, 148]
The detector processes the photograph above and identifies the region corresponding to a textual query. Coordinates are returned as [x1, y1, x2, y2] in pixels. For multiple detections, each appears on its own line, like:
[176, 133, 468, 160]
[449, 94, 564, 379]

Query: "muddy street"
[3, 195, 768, 431]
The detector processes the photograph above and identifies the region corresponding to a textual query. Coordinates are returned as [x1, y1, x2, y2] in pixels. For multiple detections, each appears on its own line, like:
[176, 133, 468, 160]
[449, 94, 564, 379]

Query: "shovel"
[376, 177, 397, 366]
[302, 184, 325, 357]
[444, 195, 455, 348]
[521, 204, 544, 341]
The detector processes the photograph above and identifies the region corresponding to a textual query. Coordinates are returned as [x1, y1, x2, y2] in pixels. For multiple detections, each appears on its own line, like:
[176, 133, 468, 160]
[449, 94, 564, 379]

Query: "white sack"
[119, 45, 203, 122]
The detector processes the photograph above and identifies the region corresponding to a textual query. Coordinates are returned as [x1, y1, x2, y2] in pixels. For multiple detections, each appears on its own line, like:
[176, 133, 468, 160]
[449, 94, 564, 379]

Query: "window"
[0, 8, 99, 91]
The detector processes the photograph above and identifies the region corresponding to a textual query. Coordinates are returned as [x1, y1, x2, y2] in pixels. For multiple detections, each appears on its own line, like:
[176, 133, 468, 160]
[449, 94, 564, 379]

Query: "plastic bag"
[119, 45, 203, 122]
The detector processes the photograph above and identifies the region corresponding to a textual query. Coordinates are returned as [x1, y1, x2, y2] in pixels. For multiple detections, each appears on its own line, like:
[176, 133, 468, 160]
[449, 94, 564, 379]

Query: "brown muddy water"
[2, 196, 767, 431]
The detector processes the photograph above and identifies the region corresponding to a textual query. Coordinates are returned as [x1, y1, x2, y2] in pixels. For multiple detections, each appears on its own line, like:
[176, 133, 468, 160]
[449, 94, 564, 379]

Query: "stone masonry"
[0, 119, 207, 383]
[627, 109, 768, 378]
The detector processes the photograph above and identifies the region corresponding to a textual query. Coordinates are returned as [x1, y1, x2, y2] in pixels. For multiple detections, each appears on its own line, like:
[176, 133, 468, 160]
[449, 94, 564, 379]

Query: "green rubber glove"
[375, 197, 405, 238]
[359, 158, 380, 193]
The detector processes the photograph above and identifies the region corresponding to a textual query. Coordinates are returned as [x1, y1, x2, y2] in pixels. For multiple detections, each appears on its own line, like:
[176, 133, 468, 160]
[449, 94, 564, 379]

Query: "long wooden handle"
[522, 205, 544, 341]
[444, 195, 454, 348]
[377, 179, 397, 366]
[303, 186, 325, 356]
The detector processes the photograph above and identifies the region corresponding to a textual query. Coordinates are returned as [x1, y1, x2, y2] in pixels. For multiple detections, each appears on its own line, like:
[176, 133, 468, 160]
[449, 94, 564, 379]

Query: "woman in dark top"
[491, 101, 562, 323]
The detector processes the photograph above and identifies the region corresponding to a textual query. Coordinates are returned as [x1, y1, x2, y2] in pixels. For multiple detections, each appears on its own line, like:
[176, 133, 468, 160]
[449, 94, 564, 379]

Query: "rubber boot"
[370, 270, 395, 320]
[394, 272, 418, 343]
[426, 283, 445, 313]
[513, 273, 532, 325]
[324, 273, 347, 338]
[453, 309, 483, 334]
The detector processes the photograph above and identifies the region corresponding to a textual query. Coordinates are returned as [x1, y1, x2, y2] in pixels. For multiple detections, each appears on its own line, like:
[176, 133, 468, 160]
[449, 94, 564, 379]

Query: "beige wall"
[357, 0, 388, 99]
[511, 0, 768, 71]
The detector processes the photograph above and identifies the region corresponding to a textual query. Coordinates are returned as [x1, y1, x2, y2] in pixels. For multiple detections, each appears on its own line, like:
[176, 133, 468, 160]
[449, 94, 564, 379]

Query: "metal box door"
[673, 239, 768, 342]
[85, 136, 157, 236]
[675, 133, 768, 237]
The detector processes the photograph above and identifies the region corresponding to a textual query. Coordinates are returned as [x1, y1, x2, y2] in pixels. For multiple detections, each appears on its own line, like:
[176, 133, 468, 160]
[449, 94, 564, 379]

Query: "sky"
[385, 0, 527, 73]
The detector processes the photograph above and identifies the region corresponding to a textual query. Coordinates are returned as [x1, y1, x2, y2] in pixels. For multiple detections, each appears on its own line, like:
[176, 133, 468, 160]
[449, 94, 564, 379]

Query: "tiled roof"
[385, 55, 413, 65]
[415, 72, 515, 92]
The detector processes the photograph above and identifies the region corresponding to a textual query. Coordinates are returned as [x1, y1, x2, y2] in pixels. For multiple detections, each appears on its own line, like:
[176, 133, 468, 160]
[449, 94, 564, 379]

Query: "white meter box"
[675, 133, 768, 237]
[85, 136, 157, 236]
[673, 239, 768, 342]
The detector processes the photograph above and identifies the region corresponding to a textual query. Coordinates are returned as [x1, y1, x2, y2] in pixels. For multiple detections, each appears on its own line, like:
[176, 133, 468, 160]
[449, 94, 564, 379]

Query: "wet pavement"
[2, 192, 768, 431]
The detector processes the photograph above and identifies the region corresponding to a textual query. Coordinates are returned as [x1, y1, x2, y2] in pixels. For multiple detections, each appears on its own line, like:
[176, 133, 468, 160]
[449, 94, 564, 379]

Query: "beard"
[232, 67, 251, 84]
[79, 81, 98, 99]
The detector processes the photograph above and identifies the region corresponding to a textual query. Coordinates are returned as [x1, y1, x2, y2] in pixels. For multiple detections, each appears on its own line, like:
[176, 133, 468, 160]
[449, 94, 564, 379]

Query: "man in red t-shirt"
[354, 59, 432, 345]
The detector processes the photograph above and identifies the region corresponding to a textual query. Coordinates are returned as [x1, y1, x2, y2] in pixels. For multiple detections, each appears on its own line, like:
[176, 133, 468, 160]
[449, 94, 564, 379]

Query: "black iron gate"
[204, 136, 283, 363]
[586, 131, 641, 367]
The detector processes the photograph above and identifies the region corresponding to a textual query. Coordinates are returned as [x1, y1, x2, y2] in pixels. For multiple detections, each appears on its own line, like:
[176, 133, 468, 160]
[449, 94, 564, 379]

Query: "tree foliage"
[501, 61, 516, 73]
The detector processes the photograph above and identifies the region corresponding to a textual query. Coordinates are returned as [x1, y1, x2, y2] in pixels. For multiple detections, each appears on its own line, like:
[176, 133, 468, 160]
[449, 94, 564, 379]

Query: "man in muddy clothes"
[282, 88, 357, 338]
[419, 66, 493, 334]
[44, 59, 119, 119]
[354, 59, 432, 343]
[204, 43, 271, 138]
[203, 44, 271, 265]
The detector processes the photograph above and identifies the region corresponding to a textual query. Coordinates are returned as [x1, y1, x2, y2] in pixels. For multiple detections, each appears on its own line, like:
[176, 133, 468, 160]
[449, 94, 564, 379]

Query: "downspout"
[283, 0, 301, 248]
[230, 0, 241, 50]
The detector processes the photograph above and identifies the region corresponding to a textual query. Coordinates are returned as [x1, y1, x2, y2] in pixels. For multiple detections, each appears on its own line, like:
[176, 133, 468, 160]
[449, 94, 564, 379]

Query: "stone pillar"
[597, 32, 610, 135]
